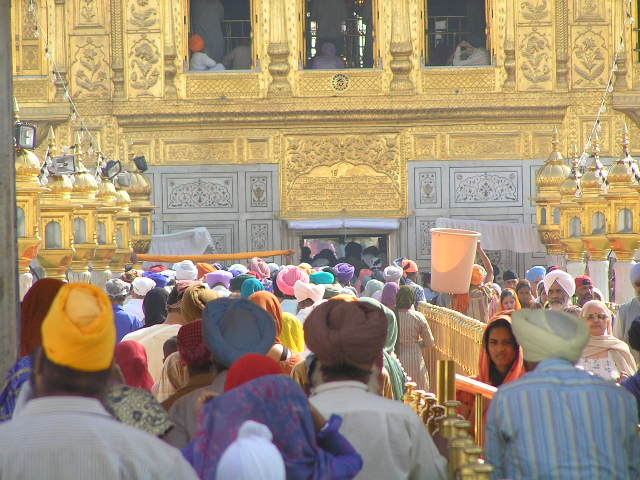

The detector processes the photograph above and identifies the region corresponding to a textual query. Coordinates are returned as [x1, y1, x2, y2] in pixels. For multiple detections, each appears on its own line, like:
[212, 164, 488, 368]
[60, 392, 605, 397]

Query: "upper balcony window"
[424, 0, 491, 67]
[303, 0, 376, 69]
[188, 0, 253, 72]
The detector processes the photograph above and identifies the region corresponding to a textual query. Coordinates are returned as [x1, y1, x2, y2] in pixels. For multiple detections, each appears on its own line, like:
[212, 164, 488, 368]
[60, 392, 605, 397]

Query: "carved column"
[389, 0, 414, 94]
[111, 0, 125, 98]
[502, 0, 516, 91]
[162, 0, 177, 98]
[555, 0, 569, 90]
[53, 0, 68, 100]
[267, 0, 291, 96]
[613, 0, 628, 91]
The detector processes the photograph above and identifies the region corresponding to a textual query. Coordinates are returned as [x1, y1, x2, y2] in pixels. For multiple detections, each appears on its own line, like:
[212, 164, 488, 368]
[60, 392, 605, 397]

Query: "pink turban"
[293, 280, 324, 304]
[248, 257, 271, 280]
[276, 266, 309, 297]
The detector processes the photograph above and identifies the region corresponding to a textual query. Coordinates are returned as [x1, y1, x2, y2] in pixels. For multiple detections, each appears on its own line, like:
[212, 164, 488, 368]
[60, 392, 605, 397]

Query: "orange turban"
[196, 262, 216, 279]
[41, 283, 115, 372]
[189, 34, 205, 52]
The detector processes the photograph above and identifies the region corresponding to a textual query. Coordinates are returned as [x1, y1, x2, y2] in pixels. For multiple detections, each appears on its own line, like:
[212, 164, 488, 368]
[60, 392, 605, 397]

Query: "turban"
[503, 270, 517, 281]
[304, 298, 388, 368]
[142, 271, 169, 289]
[142, 288, 169, 327]
[196, 263, 216, 279]
[160, 269, 176, 279]
[401, 259, 418, 276]
[120, 270, 141, 284]
[267, 263, 279, 274]
[149, 264, 168, 273]
[280, 313, 305, 354]
[630, 263, 640, 284]
[202, 298, 277, 368]
[174, 260, 198, 281]
[395, 286, 416, 310]
[310, 271, 334, 285]
[181, 283, 219, 323]
[19, 278, 64, 357]
[511, 309, 589, 364]
[293, 280, 324, 304]
[381, 282, 400, 309]
[105, 278, 130, 298]
[249, 291, 283, 338]
[333, 263, 355, 284]
[242, 278, 265, 299]
[132, 277, 156, 296]
[114, 341, 154, 391]
[177, 320, 211, 367]
[224, 354, 282, 392]
[525, 266, 546, 283]
[206, 270, 233, 289]
[229, 264, 249, 275]
[42, 283, 116, 372]
[248, 257, 271, 280]
[189, 34, 205, 52]
[230, 273, 255, 292]
[543, 270, 575, 297]
[575, 275, 593, 288]
[362, 279, 384, 298]
[215, 420, 286, 480]
[383, 266, 403, 282]
[470, 264, 486, 286]
[277, 266, 309, 297]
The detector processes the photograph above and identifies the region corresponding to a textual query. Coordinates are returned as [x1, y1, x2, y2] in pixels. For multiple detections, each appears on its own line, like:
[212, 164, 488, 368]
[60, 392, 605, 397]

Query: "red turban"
[575, 275, 594, 288]
[189, 34, 205, 52]
[224, 354, 282, 392]
[114, 341, 154, 391]
[177, 320, 211, 367]
[19, 278, 65, 358]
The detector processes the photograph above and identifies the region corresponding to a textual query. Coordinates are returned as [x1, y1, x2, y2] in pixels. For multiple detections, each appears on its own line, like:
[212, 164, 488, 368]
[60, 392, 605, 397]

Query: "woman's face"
[487, 326, 517, 374]
[582, 303, 610, 336]
[501, 294, 517, 310]
[516, 286, 532, 306]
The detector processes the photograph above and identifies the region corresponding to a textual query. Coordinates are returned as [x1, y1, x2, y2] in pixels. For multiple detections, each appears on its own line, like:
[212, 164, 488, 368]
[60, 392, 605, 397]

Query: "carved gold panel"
[163, 139, 237, 165]
[573, 0, 608, 23]
[414, 134, 438, 160]
[247, 138, 271, 162]
[126, 33, 163, 98]
[297, 71, 384, 97]
[186, 74, 261, 98]
[532, 131, 561, 158]
[126, 0, 161, 31]
[448, 133, 522, 159]
[280, 134, 407, 219]
[580, 118, 612, 155]
[571, 27, 609, 89]
[73, 0, 106, 30]
[421, 68, 496, 94]
[517, 26, 553, 91]
[13, 79, 48, 102]
[70, 36, 111, 99]
[518, 0, 552, 24]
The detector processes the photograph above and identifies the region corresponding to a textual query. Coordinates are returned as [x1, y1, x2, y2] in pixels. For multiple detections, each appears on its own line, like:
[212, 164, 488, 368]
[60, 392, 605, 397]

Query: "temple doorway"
[300, 233, 389, 268]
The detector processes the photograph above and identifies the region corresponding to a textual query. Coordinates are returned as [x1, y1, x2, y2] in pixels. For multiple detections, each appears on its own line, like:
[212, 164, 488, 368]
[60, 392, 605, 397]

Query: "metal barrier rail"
[455, 374, 497, 447]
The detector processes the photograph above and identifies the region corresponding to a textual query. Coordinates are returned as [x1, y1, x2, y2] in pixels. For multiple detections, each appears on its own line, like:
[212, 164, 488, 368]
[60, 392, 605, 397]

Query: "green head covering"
[229, 273, 254, 292]
[358, 297, 405, 401]
[310, 271, 335, 285]
[396, 286, 415, 310]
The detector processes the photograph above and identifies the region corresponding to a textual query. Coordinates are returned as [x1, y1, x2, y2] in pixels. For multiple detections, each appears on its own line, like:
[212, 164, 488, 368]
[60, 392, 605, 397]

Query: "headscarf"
[470, 264, 486, 286]
[224, 354, 282, 392]
[149, 264, 168, 273]
[230, 273, 254, 292]
[183, 375, 363, 480]
[181, 283, 219, 323]
[178, 320, 211, 368]
[202, 298, 277, 369]
[478, 314, 526, 387]
[395, 286, 415, 310]
[543, 269, 575, 297]
[174, 260, 198, 281]
[142, 271, 169, 289]
[500, 288, 522, 311]
[281, 313, 305, 354]
[249, 291, 283, 340]
[142, 288, 169, 327]
[153, 351, 188, 402]
[310, 271, 334, 285]
[215, 420, 286, 480]
[103, 384, 174, 437]
[229, 264, 249, 275]
[383, 266, 403, 283]
[293, 280, 324, 304]
[380, 282, 400, 309]
[114, 341, 154, 391]
[241, 278, 265, 298]
[197, 263, 216, 279]
[630, 263, 640, 285]
[105, 278, 130, 298]
[249, 258, 271, 280]
[277, 266, 309, 297]
[121, 269, 141, 284]
[362, 279, 384, 299]
[19, 278, 64, 357]
[206, 271, 233, 289]
[333, 263, 355, 284]
[525, 266, 546, 283]
[511, 309, 590, 364]
[189, 34, 205, 52]
[132, 277, 156, 296]
[42, 283, 115, 372]
[358, 297, 406, 400]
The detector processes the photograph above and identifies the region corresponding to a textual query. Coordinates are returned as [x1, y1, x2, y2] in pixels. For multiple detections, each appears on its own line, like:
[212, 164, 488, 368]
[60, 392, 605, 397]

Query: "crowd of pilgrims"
[0, 240, 638, 478]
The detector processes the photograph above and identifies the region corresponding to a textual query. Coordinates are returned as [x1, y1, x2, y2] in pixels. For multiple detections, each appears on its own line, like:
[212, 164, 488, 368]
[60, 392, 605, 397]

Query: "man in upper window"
[452, 34, 489, 66]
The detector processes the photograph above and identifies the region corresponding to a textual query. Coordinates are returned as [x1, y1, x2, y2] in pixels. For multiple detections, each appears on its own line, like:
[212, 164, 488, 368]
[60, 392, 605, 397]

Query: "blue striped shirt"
[486, 358, 640, 480]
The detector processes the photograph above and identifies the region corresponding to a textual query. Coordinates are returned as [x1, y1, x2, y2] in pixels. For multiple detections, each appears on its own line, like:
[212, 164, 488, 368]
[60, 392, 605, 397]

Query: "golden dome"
[14, 148, 41, 179]
[560, 161, 581, 198]
[607, 125, 637, 189]
[580, 134, 607, 195]
[115, 188, 131, 206]
[536, 128, 570, 189]
[97, 177, 117, 203]
[46, 173, 73, 194]
[126, 171, 152, 197]
[72, 161, 99, 193]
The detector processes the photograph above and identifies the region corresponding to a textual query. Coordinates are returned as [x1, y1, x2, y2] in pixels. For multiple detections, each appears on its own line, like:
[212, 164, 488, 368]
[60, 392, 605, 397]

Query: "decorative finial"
[571, 143, 579, 168]
[591, 131, 600, 160]
[47, 126, 57, 156]
[75, 131, 83, 157]
[621, 122, 631, 157]
[13, 97, 20, 123]
[551, 126, 560, 152]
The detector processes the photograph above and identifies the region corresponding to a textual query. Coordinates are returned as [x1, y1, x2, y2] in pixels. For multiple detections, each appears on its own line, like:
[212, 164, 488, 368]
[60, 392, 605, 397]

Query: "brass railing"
[455, 374, 496, 447]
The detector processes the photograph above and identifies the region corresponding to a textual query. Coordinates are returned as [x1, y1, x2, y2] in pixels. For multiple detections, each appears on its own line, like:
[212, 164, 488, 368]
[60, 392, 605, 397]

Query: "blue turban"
[241, 278, 265, 299]
[142, 271, 169, 289]
[310, 271, 335, 285]
[525, 266, 546, 283]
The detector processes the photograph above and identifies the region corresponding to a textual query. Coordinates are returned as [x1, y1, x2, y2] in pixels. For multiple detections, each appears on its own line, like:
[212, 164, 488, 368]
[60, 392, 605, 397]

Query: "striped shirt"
[486, 358, 640, 480]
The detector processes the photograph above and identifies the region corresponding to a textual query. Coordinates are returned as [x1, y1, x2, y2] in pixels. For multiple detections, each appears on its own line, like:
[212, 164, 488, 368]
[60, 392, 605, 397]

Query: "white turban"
[173, 260, 198, 281]
[228, 264, 249, 274]
[216, 420, 285, 480]
[293, 280, 324, 304]
[511, 309, 589, 364]
[132, 277, 156, 296]
[630, 263, 640, 284]
[543, 270, 575, 297]
[383, 266, 403, 282]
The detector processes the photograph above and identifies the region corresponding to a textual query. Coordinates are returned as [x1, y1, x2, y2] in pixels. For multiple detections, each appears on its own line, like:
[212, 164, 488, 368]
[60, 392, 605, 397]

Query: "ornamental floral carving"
[250, 224, 269, 251]
[520, 30, 551, 87]
[129, 0, 158, 29]
[129, 37, 161, 93]
[454, 173, 518, 203]
[167, 179, 232, 209]
[573, 29, 607, 86]
[520, 0, 549, 21]
[249, 176, 268, 208]
[80, 0, 97, 24]
[418, 219, 436, 258]
[72, 38, 109, 98]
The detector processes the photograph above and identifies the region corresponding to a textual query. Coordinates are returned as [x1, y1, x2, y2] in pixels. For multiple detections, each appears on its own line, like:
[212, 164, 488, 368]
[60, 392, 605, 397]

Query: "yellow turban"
[42, 283, 116, 372]
[280, 312, 305, 354]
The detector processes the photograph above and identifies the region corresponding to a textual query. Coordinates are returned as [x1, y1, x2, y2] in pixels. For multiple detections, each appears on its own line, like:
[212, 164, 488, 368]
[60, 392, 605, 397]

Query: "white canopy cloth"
[144, 228, 213, 268]
[434, 218, 545, 253]
[287, 218, 400, 230]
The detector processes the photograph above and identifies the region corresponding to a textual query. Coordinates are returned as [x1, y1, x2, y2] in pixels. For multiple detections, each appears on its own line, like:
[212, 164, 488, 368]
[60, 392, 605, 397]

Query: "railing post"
[474, 393, 485, 446]
[437, 359, 456, 403]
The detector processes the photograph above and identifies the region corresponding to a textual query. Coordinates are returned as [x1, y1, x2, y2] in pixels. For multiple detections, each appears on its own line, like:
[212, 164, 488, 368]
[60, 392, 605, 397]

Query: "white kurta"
[310, 381, 447, 480]
[0, 396, 198, 479]
[123, 298, 145, 322]
[122, 323, 182, 382]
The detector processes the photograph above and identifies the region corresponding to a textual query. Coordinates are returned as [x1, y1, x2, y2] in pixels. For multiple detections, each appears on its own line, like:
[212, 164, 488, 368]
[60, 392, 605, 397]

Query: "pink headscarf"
[380, 283, 400, 309]
[276, 266, 309, 297]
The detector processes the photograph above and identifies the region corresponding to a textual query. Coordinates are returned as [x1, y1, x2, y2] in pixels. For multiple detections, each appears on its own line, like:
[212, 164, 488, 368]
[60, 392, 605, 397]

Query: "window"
[74, 218, 87, 244]
[303, 0, 376, 69]
[140, 218, 149, 236]
[97, 222, 107, 245]
[187, 0, 253, 72]
[617, 208, 633, 233]
[130, 219, 137, 236]
[116, 229, 124, 249]
[424, 0, 490, 67]
[570, 217, 581, 237]
[552, 208, 560, 225]
[591, 212, 606, 234]
[16, 207, 25, 237]
[45, 221, 62, 249]
[539, 207, 547, 226]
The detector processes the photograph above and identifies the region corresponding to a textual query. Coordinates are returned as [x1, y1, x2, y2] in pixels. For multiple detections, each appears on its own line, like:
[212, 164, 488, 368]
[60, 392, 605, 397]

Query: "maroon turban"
[177, 320, 211, 367]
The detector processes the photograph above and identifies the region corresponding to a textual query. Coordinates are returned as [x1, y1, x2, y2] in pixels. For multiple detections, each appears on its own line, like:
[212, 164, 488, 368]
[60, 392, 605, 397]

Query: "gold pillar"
[125, 156, 155, 260]
[267, 0, 291, 96]
[110, 184, 133, 276]
[558, 148, 584, 268]
[91, 168, 119, 287]
[389, 0, 414, 94]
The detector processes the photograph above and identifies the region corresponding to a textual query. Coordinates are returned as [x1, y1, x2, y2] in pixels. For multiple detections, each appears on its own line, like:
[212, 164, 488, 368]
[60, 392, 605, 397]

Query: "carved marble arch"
[300, 0, 379, 69]
[183, 0, 258, 72]
[421, 0, 494, 67]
